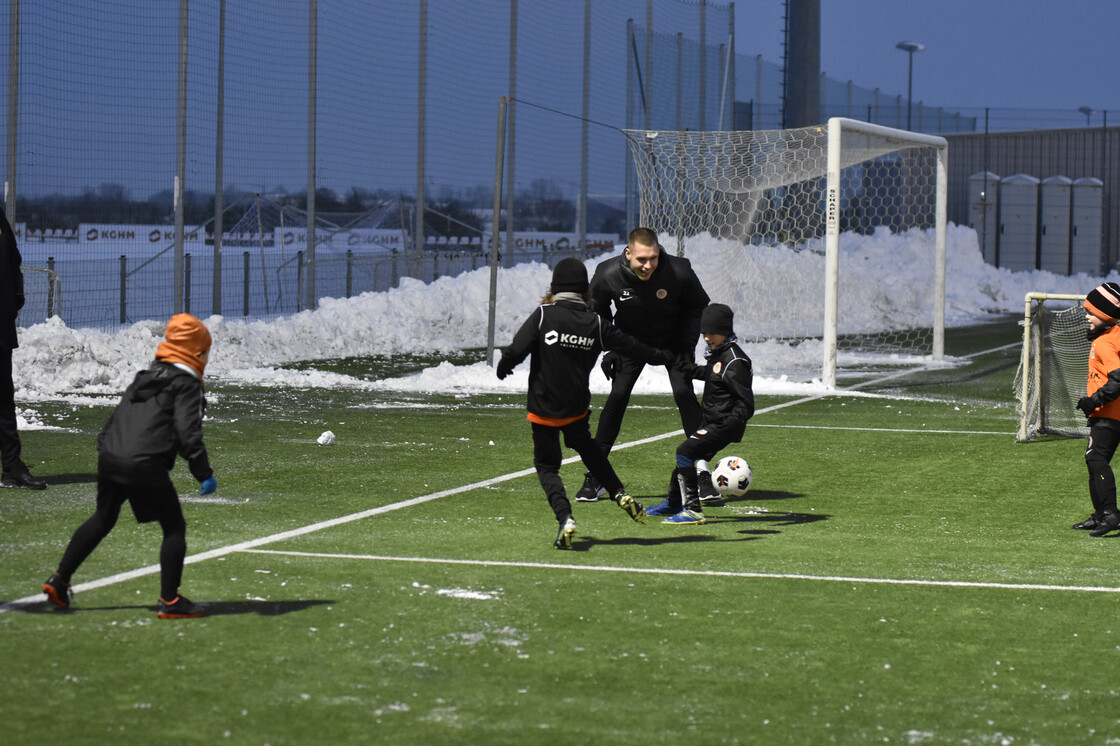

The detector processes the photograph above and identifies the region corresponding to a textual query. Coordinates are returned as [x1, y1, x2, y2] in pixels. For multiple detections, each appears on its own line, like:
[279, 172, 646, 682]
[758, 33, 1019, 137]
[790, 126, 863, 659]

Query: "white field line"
[0, 353, 1015, 612]
[238, 548, 1120, 595]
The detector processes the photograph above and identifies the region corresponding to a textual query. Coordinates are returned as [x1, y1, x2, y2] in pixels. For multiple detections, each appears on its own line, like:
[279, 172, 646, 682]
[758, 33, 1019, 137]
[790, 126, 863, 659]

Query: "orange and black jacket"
[1086, 324, 1120, 422]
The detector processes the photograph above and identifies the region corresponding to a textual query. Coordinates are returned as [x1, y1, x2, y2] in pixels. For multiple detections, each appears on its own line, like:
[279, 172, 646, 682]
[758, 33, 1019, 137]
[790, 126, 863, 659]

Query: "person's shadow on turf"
[9, 599, 335, 616]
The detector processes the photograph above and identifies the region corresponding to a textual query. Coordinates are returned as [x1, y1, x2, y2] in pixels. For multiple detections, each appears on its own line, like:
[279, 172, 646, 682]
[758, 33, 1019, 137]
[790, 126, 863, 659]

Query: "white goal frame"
[824, 119, 948, 388]
[1016, 292, 1088, 442]
[625, 117, 949, 388]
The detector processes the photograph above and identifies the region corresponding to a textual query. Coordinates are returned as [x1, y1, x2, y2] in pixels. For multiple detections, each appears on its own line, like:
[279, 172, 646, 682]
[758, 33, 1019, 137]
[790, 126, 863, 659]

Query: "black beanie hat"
[1085, 282, 1120, 322]
[701, 303, 734, 336]
[551, 257, 589, 294]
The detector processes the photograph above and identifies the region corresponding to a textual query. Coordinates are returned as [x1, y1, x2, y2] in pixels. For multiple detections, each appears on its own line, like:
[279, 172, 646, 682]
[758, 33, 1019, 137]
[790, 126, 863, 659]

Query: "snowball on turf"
[712, 456, 752, 497]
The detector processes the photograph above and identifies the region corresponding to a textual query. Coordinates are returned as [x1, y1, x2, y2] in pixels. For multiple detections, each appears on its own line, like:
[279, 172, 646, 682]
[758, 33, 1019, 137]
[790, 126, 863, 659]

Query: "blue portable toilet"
[998, 174, 1040, 271]
[1071, 177, 1104, 276]
[1039, 175, 1072, 274]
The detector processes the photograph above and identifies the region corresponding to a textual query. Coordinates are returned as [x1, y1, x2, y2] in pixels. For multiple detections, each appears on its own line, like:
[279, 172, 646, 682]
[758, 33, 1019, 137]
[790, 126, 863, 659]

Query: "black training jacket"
[498, 298, 672, 421]
[680, 339, 755, 440]
[588, 250, 709, 355]
[0, 208, 24, 349]
[97, 361, 213, 484]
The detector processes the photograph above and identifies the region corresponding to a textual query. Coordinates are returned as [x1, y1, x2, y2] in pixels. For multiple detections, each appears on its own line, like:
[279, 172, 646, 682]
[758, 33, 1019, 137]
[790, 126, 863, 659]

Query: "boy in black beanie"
[497, 258, 674, 548]
[649, 303, 755, 524]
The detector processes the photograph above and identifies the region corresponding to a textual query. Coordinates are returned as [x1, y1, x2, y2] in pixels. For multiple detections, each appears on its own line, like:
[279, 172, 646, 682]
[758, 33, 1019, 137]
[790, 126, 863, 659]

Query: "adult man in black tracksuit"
[497, 258, 674, 548]
[575, 227, 712, 502]
[0, 205, 46, 490]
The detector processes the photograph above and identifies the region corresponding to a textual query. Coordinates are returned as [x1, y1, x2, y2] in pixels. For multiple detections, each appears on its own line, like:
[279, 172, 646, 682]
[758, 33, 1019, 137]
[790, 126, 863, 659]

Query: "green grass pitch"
[3, 315, 1119, 744]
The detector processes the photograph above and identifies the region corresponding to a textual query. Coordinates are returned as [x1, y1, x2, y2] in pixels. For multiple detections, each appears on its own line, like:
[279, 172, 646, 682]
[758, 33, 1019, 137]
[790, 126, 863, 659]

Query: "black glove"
[1078, 397, 1097, 417]
[600, 351, 620, 380]
[496, 360, 513, 380]
[671, 354, 694, 375]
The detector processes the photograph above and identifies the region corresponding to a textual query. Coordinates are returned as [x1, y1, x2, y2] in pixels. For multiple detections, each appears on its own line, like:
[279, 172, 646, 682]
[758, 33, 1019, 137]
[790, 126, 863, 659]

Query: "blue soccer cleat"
[662, 508, 706, 525]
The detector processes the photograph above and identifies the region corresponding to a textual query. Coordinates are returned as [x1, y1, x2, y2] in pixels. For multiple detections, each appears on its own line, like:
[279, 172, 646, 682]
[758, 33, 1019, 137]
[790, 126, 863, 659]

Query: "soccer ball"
[712, 456, 753, 497]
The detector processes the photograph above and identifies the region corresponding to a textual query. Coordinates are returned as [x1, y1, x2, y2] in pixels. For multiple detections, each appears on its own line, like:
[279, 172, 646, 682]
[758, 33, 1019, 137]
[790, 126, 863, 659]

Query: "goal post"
[624, 117, 949, 388]
[1015, 292, 1090, 442]
[824, 119, 948, 388]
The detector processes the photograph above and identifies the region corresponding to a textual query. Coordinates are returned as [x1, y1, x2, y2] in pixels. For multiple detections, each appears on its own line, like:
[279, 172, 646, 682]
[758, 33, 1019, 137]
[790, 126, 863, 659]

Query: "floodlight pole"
[1079, 106, 1094, 126]
[896, 41, 924, 131]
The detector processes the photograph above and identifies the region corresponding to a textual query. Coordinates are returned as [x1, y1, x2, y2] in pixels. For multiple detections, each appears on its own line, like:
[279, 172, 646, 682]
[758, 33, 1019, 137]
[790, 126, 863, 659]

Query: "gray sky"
[737, 0, 1119, 113]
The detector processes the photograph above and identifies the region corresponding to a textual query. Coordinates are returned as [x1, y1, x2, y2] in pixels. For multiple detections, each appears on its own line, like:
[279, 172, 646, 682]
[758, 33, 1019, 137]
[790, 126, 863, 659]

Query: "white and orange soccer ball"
[712, 456, 753, 497]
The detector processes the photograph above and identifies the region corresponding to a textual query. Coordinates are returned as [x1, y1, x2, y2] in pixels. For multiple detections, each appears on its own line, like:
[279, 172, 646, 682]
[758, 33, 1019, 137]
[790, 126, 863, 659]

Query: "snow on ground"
[11, 224, 1111, 424]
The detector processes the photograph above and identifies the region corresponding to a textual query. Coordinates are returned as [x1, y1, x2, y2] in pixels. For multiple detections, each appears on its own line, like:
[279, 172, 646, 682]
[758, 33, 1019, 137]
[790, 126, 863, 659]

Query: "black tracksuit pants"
[1087, 417, 1120, 514]
[532, 414, 624, 522]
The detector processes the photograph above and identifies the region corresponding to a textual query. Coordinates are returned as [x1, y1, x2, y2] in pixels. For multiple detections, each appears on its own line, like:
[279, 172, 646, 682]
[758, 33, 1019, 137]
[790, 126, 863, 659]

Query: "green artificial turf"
[4, 316, 1119, 744]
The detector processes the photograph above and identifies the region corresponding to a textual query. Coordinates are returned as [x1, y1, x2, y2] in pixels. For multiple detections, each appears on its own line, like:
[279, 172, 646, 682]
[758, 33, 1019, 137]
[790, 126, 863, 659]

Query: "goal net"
[1014, 293, 1090, 442]
[623, 117, 948, 387]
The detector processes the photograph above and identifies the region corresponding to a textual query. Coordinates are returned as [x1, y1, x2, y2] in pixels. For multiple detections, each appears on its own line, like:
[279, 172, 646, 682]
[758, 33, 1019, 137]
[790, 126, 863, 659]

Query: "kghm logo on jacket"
[544, 330, 595, 349]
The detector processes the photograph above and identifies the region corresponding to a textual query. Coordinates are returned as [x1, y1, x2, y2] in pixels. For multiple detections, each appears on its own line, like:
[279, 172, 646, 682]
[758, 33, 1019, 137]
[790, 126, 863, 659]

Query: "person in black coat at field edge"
[0, 205, 47, 490]
[575, 227, 714, 503]
[648, 303, 755, 525]
[42, 314, 218, 619]
[497, 257, 675, 549]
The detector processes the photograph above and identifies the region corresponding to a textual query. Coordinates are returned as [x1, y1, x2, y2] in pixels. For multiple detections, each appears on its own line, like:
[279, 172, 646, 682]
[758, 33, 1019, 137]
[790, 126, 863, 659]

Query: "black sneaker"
[697, 469, 721, 503]
[1073, 513, 1101, 530]
[575, 473, 605, 503]
[1090, 511, 1120, 537]
[156, 596, 205, 619]
[42, 573, 72, 609]
[2, 468, 47, 490]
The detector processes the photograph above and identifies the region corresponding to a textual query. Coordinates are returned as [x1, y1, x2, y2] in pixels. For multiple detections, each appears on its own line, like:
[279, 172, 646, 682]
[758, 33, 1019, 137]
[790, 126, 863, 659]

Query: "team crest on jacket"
[656, 288, 668, 299]
[713, 361, 722, 374]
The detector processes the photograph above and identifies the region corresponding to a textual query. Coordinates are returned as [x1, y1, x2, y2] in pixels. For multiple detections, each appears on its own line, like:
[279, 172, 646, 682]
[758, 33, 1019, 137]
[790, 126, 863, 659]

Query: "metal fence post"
[345, 249, 352, 298]
[243, 251, 250, 316]
[184, 252, 191, 315]
[46, 256, 55, 320]
[297, 250, 304, 312]
[119, 255, 127, 324]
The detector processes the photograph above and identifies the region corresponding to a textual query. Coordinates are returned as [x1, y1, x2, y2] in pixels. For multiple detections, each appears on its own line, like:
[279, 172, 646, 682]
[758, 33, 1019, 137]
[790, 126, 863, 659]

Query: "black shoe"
[42, 573, 72, 609]
[575, 473, 605, 503]
[1090, 511, 1120, 537]
[1, 468, 47, 490]
[697, 469, 721, 503]
[1073, 513, 1101, 530]
[156, 595, 205, 619]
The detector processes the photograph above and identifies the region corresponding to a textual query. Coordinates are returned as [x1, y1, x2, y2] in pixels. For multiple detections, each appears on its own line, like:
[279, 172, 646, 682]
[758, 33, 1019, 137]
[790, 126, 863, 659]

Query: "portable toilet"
[968, 172, 999, 265]
[1039, 175, 1072, 274]
[998, 174, 1040, 271]
[1071, 177, 1104, 275]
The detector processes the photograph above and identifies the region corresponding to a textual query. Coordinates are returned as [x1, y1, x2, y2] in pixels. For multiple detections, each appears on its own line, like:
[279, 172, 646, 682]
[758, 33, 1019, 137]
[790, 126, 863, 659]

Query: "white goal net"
[623, 117, 948, 387]
[1014, 293, 1090, 442]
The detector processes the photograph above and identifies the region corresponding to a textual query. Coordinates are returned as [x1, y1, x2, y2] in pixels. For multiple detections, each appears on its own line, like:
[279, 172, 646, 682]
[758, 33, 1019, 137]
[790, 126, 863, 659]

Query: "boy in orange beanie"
[42, 314, 217, 618]
[1075, 283, 1120, 536]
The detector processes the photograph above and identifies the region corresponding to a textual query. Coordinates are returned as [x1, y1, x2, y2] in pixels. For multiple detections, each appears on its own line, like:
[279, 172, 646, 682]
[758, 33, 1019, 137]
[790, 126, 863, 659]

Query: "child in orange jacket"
[1075, 282, 1120, 536]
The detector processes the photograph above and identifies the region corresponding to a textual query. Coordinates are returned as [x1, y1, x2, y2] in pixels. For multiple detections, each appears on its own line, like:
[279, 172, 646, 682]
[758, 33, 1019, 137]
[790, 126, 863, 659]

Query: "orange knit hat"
[155, 314, 212, 379]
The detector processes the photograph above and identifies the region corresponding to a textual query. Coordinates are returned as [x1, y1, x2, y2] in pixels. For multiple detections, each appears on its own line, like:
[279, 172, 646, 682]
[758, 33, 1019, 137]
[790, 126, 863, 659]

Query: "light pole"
[896, 41, 924, 131]
[1079, 106, 1094, 126]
